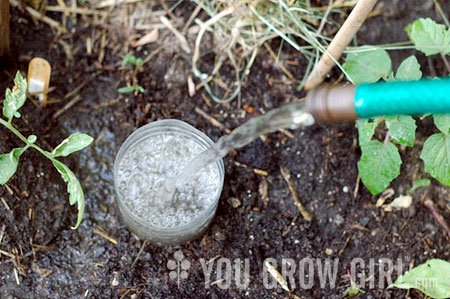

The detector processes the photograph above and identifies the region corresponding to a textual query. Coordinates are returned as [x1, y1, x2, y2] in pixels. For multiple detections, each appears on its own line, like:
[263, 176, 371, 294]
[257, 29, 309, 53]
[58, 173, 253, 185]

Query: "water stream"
[161, 101, 315, 201]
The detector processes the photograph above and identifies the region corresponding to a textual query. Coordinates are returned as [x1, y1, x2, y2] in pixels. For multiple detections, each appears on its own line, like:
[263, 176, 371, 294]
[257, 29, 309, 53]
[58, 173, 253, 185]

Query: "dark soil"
[0, 1, 449, 298]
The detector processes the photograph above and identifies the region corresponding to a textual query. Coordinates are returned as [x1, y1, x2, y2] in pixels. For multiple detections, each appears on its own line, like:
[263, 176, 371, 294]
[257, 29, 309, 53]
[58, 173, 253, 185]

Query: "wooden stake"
[0, 0, 10, 60]
[304, 0, 378, 91]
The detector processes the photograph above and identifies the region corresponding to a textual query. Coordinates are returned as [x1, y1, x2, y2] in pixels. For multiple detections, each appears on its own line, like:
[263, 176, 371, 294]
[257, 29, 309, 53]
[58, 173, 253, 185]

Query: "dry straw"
[191, 0, 329, 102]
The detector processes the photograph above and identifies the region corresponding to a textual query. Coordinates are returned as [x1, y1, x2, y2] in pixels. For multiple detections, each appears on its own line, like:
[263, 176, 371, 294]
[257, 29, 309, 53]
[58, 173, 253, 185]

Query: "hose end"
[305, 85, 357, 123]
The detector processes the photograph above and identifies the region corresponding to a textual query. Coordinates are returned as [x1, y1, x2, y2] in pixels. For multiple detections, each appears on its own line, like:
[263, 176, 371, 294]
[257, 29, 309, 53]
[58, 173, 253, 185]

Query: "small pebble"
[111, 272, 119, 287]
[214, 231, 226, 242]
[334, 214, 344, 226]
[359, 217, 370, 227]
[325, 248, 333, 256]
[227, 197, 241, 208]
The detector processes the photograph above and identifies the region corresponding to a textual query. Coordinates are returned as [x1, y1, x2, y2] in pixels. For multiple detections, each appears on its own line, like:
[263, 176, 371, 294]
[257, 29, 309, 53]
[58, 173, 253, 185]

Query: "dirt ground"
[0, 1, 449, 298]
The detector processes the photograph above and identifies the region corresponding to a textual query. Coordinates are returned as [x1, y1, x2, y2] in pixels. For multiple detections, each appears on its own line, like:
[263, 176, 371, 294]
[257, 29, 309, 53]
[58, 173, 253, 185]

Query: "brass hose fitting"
[305, 85, 357, 123]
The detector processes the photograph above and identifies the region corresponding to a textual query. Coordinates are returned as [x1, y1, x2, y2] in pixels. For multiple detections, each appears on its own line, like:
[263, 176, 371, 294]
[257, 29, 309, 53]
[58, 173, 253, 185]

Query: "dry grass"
[17, 0, 362, 103]
[190, 0, 329, 102]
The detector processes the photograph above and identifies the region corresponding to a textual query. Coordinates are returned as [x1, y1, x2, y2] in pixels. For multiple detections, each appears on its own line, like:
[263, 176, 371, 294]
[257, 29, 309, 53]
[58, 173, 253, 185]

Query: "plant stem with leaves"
[343, 18, 450, 195]
[0, 71, 93, 228]
[118, 54, 146, 95]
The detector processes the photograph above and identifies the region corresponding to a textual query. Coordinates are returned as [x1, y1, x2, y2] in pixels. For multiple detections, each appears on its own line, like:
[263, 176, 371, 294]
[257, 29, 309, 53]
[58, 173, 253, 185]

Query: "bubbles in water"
[291, 112, 315, 129]
[117, 133, 221, 228]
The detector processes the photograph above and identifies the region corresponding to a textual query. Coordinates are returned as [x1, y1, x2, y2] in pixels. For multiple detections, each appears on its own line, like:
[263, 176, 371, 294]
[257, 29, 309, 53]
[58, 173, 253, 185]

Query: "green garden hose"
[305, 78, 450, 122]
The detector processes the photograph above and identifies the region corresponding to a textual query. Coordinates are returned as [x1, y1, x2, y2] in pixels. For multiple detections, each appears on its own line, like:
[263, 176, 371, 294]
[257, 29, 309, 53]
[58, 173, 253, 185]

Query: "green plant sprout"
[0, 72, 93, 229]
[118, 85, 145, 94]
[121, 54, 144, 67]
[343, 18, 450, 195]
[118, 54, 145, 94]
[343, 284, 365, 297]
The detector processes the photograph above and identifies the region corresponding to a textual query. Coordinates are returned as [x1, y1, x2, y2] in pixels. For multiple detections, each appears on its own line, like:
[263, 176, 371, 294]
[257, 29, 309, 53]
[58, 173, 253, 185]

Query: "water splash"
[160, 101, 315, 201]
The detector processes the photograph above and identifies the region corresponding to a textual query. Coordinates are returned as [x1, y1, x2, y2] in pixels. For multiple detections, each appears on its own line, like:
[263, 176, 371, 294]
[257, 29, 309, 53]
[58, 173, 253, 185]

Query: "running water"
[160, 101, 315, 201]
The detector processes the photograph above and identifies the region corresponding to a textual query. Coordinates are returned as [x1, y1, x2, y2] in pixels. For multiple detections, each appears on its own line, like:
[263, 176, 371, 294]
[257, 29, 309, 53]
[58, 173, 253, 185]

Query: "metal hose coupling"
[305, 84, 357, 123]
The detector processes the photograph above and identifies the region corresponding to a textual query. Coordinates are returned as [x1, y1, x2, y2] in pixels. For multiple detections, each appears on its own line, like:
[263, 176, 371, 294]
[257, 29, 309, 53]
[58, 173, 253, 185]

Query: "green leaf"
[135, 58, 144, 67]
[395, 56, 422, 81]
[52, 160, 85, 229]
[121, 54, 137, 66]
[0, 147, 27, 185]
[118, 86, 136, 94]
[409, 178, 431, 193]
[121, 54, 144, 67]
[343, 286, 365, 297]
[136, 85, 145, 93]
[356, 118, 381, 145]
[406, 18, 450, 56]
[51, 133, 93, 158]
[389, 259, 450, 299]
[118, 85, 145, 94]
[3, 72, 27, 122]
[385, 116, 417, 147]
[343, 48, 392, 84]
[358, 140, 402, 195]
[420, 133, 450, 186]
[433, 114, 450, 134]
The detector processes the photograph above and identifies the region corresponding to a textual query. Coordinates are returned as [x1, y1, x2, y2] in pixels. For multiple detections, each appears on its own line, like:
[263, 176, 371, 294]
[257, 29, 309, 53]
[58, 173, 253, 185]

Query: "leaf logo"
[167, 250, 191, 287]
